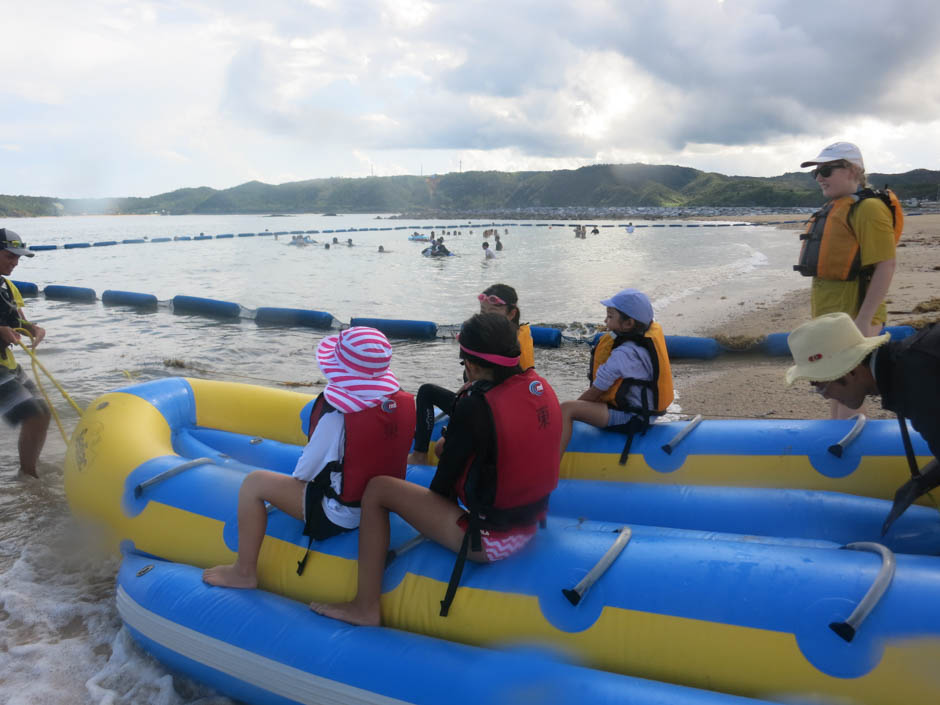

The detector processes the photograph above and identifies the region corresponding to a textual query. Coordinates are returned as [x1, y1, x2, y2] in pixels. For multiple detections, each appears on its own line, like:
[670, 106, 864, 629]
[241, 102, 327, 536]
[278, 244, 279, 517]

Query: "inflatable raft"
[66, 378, 940, 705]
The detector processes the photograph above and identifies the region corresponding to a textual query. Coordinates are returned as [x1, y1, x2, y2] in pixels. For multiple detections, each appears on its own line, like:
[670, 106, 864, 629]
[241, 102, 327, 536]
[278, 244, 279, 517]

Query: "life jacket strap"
[440, 514, 481, 617]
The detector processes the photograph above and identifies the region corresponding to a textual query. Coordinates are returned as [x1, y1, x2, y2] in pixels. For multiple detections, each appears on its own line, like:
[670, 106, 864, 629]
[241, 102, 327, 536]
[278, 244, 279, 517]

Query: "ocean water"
[0, 213, 806, 704]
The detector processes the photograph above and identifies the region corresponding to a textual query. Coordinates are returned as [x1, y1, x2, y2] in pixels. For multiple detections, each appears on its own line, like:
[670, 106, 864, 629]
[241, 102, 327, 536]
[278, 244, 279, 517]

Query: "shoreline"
[671, 214, 940, 420]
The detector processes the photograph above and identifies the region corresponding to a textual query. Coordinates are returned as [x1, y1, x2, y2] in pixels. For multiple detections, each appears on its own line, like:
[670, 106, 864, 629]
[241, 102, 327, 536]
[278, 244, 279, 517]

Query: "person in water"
[311, 313, 561, 626]
[0, 229, 50, 478]
[203, 327, 415, 589]
[482, 241, 495, 259]
[796, 142, 900, 419]
[785, 313, 940, 535]
[559, 288, 657, 456]
[408, 284, 535, 465]
[378, 245, 386, 253]
[494, 234, 503, 251]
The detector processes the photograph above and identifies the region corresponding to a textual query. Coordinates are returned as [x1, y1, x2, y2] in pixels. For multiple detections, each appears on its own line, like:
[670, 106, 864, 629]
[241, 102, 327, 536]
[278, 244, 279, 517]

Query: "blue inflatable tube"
[122, 238, 146, 244]
[63, 242, 90, 249]
[530, 325, 562, 348]
[255, 307, 334, 329]
[175, 236, 192, 241]
[93, 241, 118, 247]
[151, 237, 172, 243]
[29, 245, 58, 251]
[43, 284, 96, 302]
[216, 234, 234, 239]
[11, 280, 39, 296]
[350, 317, 437, 340]
[117, 553, 775, 705]
[102, 290, 159, 309]
[760, 326, 916, 357]
[172, 295, 241, 319]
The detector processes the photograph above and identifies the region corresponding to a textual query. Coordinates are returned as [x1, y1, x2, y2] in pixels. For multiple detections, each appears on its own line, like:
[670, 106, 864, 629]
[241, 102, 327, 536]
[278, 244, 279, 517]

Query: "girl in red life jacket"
[408, 283, 535, 465]
[203, 327, 413, 590]
[312, 313, 562, 626]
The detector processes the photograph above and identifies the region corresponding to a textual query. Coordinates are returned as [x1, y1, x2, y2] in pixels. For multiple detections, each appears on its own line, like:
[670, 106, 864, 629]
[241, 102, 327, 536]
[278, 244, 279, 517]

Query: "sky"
[3, 0, 940, 199]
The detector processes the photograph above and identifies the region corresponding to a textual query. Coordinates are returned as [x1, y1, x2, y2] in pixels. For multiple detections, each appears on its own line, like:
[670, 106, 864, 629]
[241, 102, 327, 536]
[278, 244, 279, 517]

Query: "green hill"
[2, 164, 937, 217]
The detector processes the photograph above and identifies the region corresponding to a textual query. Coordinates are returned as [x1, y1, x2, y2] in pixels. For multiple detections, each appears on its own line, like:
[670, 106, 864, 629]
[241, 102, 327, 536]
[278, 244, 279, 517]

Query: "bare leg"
[559, 400, 611, 458]
[203, 471, 305, 588]
[310, 476, 483, 626]
[18, 408, 50, 478]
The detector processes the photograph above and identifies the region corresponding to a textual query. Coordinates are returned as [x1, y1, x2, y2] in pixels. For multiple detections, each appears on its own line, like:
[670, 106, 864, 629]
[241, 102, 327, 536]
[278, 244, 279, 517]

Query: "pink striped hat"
[316, 327, 400, 413]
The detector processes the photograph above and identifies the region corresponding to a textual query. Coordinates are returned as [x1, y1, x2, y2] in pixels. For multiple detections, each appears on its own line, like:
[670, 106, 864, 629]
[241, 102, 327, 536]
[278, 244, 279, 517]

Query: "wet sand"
[672, 213, 940, 420]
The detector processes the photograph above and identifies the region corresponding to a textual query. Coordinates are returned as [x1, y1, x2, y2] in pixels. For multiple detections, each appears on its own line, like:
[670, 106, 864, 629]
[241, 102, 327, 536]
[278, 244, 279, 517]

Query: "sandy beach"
[673, 212, 940, 421]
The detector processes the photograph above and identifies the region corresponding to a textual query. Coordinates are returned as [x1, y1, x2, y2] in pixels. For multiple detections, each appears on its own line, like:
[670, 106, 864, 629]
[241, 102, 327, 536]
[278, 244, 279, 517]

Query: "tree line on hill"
[2, 164, 938, 217]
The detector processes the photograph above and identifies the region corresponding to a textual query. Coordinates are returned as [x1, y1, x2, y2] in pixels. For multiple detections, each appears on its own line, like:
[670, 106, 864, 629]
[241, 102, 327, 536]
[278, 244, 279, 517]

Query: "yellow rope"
[14, 327, 83, 443]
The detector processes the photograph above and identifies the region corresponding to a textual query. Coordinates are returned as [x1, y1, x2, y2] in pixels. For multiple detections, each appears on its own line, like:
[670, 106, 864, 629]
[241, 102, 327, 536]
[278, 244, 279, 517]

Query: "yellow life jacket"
[589, 321, 674, 417]
[517, 323, 535, 371]
[795, 188, 903, 281]
[0, 278, 25, 370]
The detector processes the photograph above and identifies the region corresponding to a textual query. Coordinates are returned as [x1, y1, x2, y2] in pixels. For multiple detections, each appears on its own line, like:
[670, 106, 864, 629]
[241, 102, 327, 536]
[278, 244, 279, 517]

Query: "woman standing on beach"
[796, 142, 902, 418]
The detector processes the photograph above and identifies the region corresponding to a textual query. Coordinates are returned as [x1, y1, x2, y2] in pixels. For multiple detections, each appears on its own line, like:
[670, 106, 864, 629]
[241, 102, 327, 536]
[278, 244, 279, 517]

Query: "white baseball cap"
[800, 142, 864, 170]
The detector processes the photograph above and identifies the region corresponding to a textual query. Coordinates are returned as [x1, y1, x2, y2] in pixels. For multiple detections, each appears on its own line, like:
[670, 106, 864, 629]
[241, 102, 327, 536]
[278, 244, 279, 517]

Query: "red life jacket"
[440, 369, 561, 617]
[307, 389, 416, 506]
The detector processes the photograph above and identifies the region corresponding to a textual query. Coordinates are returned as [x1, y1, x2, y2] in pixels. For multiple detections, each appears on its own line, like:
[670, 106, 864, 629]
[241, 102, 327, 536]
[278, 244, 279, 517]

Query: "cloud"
[2, 0, 939, 196]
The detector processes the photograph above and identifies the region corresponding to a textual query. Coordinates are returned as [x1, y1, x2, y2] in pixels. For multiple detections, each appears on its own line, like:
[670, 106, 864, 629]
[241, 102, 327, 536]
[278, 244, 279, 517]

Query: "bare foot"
[310, 600, 381, 626]
[407, 451, 429, 465]
[202, 564, 258, 589]
[18, 467, 39, 479]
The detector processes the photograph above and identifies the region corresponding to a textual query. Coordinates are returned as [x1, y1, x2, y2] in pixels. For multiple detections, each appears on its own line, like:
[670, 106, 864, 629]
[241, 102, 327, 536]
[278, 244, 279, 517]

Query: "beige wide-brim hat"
[785, 313, 890, 386]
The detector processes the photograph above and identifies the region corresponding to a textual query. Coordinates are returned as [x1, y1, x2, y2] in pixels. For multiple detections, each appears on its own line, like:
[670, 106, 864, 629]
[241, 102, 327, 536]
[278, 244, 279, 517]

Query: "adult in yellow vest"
[0, 229, 50, 478]
[797, 142, 899, 419]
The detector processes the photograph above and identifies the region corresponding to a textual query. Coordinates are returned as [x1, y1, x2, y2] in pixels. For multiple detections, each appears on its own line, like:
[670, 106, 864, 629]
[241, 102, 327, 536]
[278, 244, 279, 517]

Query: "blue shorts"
[606, 408, 637, 427]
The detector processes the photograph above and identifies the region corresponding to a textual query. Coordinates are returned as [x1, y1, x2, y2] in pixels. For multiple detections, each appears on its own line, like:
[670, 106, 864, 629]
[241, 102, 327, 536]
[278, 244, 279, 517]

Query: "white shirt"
[291, 410, 360, 529]
[484, 248, 496, 259]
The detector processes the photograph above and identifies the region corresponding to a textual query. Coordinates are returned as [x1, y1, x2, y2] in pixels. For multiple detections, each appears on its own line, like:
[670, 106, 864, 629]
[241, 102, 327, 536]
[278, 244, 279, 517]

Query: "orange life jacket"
[795, 188, 903, 281]
[589, 322, 674, 417]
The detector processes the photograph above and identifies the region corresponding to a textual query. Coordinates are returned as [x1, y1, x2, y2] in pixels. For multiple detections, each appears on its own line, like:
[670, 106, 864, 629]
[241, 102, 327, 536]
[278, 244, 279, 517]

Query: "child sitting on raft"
[203, 327, 415, 589]
[408, 283, 535, 465]
[559, 288, 671, 458]
[311, 313, 561, 626]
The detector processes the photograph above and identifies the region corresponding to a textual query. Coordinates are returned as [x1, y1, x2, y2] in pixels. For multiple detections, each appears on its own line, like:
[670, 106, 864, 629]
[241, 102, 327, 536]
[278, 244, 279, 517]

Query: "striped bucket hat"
[316, 327, 400, 413]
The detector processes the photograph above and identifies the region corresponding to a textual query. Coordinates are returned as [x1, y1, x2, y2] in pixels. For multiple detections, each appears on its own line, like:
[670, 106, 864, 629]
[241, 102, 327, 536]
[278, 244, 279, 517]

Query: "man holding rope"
[0, 228, 50, 478]
[785, 313, 940, 534]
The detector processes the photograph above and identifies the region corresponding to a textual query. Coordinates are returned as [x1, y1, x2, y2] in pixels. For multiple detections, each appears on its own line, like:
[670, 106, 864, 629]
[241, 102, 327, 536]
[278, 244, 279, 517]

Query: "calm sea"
[0, 213, 804, 704]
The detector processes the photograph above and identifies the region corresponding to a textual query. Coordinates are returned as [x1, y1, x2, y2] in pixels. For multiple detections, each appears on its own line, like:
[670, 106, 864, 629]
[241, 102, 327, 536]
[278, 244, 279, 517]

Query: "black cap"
[0, 228, 34, 257]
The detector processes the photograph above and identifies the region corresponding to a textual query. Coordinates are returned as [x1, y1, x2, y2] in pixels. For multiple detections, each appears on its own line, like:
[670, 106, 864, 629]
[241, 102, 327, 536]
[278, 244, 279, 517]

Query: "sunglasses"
[0, 240, 27, 250]
[811, 163, 847, 179]
[478, 293, 507, 306]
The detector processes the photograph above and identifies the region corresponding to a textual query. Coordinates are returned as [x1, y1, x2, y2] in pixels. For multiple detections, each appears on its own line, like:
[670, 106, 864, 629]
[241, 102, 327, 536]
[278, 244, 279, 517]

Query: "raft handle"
[386, 534, 426, 567]
[828, 414, 867, 458]
[563, 526, 632, 606]
[828, 541, 896, 643]
[134, 457, 215, 498]
[661, 415, 703, 455]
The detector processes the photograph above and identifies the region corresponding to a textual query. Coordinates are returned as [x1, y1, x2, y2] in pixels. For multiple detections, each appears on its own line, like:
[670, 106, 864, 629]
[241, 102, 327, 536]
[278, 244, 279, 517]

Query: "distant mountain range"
[2, 164, 938, 217]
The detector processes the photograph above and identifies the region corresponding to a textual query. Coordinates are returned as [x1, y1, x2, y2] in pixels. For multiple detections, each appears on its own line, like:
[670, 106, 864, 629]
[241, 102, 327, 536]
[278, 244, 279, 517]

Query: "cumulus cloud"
[2, 0, 939, 196]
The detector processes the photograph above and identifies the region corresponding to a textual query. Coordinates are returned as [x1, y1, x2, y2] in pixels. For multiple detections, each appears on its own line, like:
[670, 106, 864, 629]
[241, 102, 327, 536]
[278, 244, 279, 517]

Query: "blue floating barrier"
[257, 232, 273, 237]
[172, 295, 241, 319]
[11, 280, 39, 296]
[102, 290, 158, 309]
[601, 225, 614, 228]
[349, 317, 437, 340]
[686, 224, 700, 228]
[237, 233, 255, 238]
[702, 224, 717, 228]
[29, 245, 58, 251]
[520, 224, 533, 227]
[716, 224, 731, 227]
[668, 224, 683, 228]
[122, 238, 146, 244]
[652, 224, 666, 228]
[530, 325, 562, 348]
[194, 235, 212, 241]
[308, 230, 320, 235]
[255, 307, 334, 328]
[323, 230, 334, 234]
[759, 333, 791, 357]
[273, 231, 289, 236]
[215, 234, 234, 239]
[732, 223, 748, 227]
[290, 231, 304, 235]
[64, 242, 91, 249]
[634, 225, 648, 228]
[151, 237, 172, 243]
[93, 240, 118, 247]
[764, 221, 781, 225]
[44, 285, 96, 302]
[175, 236, 192, 241]
[884, 325, 916, 342]
[665, 335, 722, 360]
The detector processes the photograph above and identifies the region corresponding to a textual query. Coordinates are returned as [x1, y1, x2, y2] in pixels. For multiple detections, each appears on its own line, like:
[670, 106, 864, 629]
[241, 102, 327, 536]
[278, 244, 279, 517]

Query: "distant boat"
[323, 213, 338, 216]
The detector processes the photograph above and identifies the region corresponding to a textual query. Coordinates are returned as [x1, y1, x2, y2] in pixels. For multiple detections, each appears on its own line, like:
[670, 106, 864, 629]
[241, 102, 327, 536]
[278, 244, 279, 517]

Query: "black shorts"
[0, 365, 48, 425]
[303, 480, 353, 541]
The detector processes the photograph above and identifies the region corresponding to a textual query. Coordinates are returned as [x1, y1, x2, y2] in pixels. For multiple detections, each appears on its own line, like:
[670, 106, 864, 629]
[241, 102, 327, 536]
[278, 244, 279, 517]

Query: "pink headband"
[459, 343, 520, 367]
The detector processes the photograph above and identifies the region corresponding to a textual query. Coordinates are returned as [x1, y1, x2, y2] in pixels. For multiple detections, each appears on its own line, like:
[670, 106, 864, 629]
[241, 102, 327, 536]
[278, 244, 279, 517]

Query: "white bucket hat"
[785, 313, 890, 386]
[316, 326, 400, 413]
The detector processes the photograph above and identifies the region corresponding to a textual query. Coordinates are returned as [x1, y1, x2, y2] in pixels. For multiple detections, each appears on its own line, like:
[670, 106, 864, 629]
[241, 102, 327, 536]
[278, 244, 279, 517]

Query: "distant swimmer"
[332, 237, 339, 244]
[494, 234, 503, 251]
[591, 226, 599, 235]
[324, 243, 330, 250]
[626, 222, 635, 234]
[378, 245, 386, 253]
[347, 238, 353, 247]
[482, 241, 495, 259]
